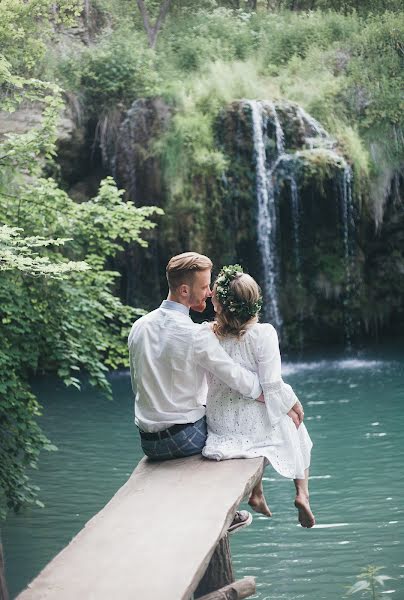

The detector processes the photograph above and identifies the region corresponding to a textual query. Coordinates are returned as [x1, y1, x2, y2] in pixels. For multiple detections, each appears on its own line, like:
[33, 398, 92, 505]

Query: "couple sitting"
[128, 252, 315, 529]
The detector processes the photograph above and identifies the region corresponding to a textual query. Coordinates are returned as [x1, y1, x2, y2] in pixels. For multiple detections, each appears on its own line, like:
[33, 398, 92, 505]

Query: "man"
[128, 252, 263, 531]
[128, 251, 262, 460]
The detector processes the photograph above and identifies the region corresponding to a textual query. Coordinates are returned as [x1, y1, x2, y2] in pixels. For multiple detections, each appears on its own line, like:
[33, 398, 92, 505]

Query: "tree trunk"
[136, 0, 173, 49]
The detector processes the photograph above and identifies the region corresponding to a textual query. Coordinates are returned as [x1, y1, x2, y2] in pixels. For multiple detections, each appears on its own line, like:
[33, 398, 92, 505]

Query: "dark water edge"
[2, 344, 404, 599]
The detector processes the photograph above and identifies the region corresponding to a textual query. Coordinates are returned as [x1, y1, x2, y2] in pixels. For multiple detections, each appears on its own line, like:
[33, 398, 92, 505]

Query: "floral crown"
[215, 264, 262, 320]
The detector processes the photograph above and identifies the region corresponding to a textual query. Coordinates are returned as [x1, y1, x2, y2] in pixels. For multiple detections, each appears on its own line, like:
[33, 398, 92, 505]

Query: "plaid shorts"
[140, 416, 207, 461]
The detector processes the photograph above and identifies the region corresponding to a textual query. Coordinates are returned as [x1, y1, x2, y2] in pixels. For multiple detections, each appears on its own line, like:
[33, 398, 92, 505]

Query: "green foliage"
[155, 60, 271, 249]
[161, 7, 256, 72]
[345, 12, 404, 181]
[0, 158, 162, 514]
[0, 225, 89, 275]
[0, 9, 163, 517]
[0, 0, 82, 75]
[346, 565, 393, 599]
[256, 10, 359, 68]
[60, 32, 160, 115]
[0, 228, 86, 519]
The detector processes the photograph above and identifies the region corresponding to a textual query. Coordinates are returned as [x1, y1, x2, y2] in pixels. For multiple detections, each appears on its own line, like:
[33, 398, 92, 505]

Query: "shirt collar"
[160, 299, 190, 316]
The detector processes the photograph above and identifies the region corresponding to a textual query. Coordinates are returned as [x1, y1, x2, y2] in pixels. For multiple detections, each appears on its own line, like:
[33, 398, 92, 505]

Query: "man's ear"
[179, 284, 189, 298]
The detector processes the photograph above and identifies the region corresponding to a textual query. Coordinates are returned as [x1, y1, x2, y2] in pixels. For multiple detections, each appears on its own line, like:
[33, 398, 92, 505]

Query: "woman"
[202, 265, 315, 528]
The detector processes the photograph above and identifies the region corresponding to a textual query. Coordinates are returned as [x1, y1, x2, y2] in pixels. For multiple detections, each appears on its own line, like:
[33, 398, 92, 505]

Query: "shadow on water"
[3, 345, 404, 599]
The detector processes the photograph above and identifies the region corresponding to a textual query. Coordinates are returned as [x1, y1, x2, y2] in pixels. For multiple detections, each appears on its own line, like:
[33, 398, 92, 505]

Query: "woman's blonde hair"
[214, 272, 261, 337]
[166, 252, 212, 290]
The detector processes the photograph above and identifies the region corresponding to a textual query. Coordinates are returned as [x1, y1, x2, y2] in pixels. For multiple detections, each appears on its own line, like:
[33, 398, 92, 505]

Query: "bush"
[78, 33, 160, 113]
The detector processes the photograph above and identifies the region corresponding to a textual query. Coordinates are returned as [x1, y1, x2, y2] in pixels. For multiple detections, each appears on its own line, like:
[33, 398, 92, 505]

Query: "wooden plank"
[195, 577, 256, 600]
[17, 455, 264, 600]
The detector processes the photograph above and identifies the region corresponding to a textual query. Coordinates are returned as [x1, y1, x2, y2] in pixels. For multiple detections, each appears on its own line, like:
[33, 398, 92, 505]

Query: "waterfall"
[339, 164, 355, 348]
[238, 99, 356, 346]
[297, 106, 329, 139]
[248, 100, 282, 330]
[289, 173, 305, 349]
[271, 103, 285, 156]
[289, 174, 301, 276]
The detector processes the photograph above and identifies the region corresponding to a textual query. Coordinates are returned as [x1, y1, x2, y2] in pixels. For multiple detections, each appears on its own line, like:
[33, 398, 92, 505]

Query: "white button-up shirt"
[128, 300, 262, 432]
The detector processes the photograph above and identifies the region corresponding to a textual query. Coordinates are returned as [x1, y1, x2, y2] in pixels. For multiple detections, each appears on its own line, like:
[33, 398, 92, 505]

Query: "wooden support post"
[0, 541, 9, 600]
[195, 576, 256, 600]
[194, 535, 234, 598]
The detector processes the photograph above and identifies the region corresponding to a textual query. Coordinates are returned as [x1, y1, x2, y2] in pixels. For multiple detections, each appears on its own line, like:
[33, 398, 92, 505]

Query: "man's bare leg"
[294, 469, 315, 528]
[248, 477, 272, 517]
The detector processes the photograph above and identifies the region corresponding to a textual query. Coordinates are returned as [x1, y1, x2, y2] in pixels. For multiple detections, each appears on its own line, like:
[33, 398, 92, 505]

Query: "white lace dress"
[202, 323, 312, 480]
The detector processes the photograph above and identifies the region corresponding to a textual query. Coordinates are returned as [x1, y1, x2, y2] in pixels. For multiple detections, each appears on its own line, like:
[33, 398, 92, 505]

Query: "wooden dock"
[16, 455, 265, 600]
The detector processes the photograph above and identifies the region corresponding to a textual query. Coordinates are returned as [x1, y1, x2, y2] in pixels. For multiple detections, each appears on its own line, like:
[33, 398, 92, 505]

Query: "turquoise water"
[3, 347, 404, 599]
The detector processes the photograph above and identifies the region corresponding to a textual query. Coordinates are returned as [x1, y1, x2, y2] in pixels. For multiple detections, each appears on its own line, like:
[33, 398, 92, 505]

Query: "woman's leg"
[294, 469, 315, 528]
[248, 477, 272, 517]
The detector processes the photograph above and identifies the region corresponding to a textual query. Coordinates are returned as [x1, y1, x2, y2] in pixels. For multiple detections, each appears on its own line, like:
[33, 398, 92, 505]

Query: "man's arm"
[193, 325, 262, 399]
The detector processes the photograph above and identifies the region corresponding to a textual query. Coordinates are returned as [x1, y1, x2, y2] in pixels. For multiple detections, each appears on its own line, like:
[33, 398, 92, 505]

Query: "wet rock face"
[362, 177, 404, 338]
[217, 100, 358, 347]
[52, 93, 403, 347]
[113, 98, 171, 308]
[114, 98, 171, 206]
[217, 100, 404, 348]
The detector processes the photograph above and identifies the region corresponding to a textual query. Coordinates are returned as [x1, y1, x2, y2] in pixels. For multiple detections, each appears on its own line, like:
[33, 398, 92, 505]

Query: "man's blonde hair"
[166, 252, 213, 291]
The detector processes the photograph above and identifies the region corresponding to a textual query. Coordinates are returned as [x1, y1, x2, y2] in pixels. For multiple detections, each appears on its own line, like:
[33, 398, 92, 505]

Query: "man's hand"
[292, 401, 304, 423]
[288, 401, 304, 428]
[287, 408, 301, 429]
[256, 392, 265, 403]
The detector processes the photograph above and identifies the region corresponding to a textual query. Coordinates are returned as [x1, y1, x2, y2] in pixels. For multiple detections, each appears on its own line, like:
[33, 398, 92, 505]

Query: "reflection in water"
[3, 351, 404, 599]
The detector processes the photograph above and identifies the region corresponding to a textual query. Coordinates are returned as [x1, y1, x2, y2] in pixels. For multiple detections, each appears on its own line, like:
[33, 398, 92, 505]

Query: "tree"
[0, 0, 163, 521]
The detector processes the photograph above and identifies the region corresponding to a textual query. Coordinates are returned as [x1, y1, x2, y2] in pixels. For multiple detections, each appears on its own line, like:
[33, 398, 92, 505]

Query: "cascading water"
[271, 103, 285, 156]
[248, 100, 282, 330]
[297, 106, 331, 149]
[289, 173, 304, 350]
[339, 164, 355, 348]
[289, 174, 301, 277]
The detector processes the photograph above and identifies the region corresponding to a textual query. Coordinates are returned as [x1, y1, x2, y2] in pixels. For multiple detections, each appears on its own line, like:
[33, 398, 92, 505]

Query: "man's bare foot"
[294, 494, 315, 528]
[248, 493, 272, 517]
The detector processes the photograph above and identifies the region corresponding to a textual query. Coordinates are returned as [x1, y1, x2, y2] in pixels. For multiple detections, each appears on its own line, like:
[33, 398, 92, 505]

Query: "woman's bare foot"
[294, 494, 315, 528]
[248, 493, 273, 517]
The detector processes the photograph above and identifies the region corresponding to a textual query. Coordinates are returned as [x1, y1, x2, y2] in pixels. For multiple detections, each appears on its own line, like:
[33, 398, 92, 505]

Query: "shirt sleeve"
[193, 325, 262, 399]
[257, 323, 299, 425]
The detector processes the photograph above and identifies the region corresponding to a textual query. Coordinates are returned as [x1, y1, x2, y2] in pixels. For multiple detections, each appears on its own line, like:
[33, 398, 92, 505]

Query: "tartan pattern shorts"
[140, 416, 207, 461]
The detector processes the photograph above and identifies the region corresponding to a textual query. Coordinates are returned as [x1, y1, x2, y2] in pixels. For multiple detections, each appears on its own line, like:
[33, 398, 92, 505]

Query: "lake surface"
[3, 345, 404, 599]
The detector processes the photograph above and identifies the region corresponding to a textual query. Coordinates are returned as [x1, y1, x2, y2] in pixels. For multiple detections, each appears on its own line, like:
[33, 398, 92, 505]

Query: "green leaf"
[347, 580, 370, 594]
